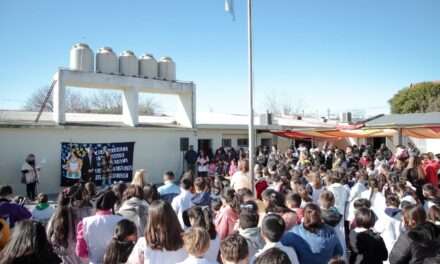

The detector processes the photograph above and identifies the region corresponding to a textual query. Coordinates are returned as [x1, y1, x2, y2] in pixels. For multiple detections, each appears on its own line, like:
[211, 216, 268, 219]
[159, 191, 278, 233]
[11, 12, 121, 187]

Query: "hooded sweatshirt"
[191, 192, 211, 207]
[389, 222, 440, 264]
[238, 227, 265, 258]
[321, 207, 343, 227]
[117, 197, 149, 236]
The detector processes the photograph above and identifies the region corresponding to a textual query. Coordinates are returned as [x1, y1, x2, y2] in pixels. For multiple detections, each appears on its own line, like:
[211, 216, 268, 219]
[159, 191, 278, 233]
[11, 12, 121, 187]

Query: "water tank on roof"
[158, 57, 176, 81]
[96, 47, 118, 74]
[139, 54, 158, 78]
[119, 50, 138, 77]
[339, 112, 352, 124]
[69, 43, 94, 72]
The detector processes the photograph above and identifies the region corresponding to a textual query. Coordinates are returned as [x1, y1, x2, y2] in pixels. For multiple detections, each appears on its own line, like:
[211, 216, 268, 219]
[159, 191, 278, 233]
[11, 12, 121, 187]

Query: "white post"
[53, 71, 66, 124]
[122, 87, 139, 127]
[247, 0, 255, 193]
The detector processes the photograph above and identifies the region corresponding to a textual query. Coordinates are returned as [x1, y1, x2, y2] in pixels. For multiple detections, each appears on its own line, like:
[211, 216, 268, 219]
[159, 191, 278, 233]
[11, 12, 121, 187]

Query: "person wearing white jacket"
[326, 173, 350, 258]
[171, 177, 194, 229]
[347, 172, 368, 222]
[359, 178, 386, 220]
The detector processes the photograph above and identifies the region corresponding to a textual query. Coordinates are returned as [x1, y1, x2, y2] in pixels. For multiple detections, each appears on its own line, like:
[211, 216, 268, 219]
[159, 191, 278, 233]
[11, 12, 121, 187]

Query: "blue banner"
[60, 141, 135, 186]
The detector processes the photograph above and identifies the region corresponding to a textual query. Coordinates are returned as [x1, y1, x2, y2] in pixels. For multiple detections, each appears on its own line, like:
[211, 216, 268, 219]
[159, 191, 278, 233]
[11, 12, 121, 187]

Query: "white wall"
[196, 129, 274, 150]
[0, 125, 195, 195]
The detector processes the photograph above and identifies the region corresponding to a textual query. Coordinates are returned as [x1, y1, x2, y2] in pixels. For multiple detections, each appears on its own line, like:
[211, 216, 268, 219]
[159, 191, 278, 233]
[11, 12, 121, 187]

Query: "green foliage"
[389, 82, 440, 114]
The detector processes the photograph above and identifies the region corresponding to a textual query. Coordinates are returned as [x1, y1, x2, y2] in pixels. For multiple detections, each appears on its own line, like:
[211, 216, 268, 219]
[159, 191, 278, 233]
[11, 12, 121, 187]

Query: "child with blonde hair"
[177, 227, 216, 264]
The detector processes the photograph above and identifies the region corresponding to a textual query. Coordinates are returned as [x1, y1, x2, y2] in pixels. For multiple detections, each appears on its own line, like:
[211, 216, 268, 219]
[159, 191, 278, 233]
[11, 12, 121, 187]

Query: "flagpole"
[247, 0, 255, 194]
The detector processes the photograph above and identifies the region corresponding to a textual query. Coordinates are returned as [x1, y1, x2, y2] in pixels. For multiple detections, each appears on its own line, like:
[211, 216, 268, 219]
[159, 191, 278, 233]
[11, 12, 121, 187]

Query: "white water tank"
[139, 54, 158, 78]
[158, 56, 176, 81]
[119, 50, 138, 77]
[69, 43, 94, 72]
[96, 47, 118, 74]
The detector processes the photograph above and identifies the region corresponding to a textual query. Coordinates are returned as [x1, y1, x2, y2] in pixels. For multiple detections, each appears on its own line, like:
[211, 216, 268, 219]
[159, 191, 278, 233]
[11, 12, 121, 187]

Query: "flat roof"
[365, 112, 440, 128]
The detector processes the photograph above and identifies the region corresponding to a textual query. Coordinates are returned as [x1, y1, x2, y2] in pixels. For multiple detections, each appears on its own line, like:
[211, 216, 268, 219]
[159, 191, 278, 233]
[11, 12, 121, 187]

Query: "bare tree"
[89, 91, 122, 114]
[262, 92, 305, 115]
[139, 97, 160, 115]
[24, 86, 54, 112]
[23, 86, 161, 115]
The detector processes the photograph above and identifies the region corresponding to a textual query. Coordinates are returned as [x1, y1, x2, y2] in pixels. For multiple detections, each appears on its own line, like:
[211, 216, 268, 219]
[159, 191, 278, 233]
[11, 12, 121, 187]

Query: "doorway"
[198, 139, 212, 156]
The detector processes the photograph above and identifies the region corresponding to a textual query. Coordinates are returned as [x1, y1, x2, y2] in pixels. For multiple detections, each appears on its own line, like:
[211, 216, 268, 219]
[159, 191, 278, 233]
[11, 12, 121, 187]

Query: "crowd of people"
[1, 142, 440, 264]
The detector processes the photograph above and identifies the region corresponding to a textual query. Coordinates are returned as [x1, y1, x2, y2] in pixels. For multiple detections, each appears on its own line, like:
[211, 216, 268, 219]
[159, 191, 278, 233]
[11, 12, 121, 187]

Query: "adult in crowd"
[81, 147, 97, 183]
[157, 171, 180, 203]
[281, 203, 343, 263]
[185, 145, 198, 174]
[230, 159, 252, 191]
[101, 147, 113, 187]
[197, 150, 210, 177]
[21, 153, 40, 200]
[127, 200, 187, 264]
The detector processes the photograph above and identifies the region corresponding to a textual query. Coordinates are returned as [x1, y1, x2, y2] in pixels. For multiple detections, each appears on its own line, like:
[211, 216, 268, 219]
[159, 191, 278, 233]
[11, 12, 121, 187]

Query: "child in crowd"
[319, 191, 346, 256]
[349, 207, 388, 264]
[76, 189, 124, 264]
[220, 234, 249, 264]
[0, 185, 31, 228]
[215, 188, 240, 240]
[254, 248, 293, 264]
[0, 220, 61, 264]
[185, 206, 220, 262]
[237, 201, 264, 258]
[192, 177, 211, 207]
[422, 183, 440, 212]
[319, 191, 343, 228]
[428, 205, 440, 226]
[384, 194, 402, 218]
[349, 198, 371, 228]
[0, 217, 10, 250]
[31, 193, 54, 225]
[103, 219, 137, 264]
[285, 192, 304, 224]
[172, 177, 194, 228]
[177, 227, 216, 264]
[255, 214, 299, 264]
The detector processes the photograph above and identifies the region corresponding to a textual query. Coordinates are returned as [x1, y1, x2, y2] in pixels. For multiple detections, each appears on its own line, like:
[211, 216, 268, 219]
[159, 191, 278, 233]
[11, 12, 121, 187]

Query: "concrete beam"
[52, 69, 196, 128]
[122, 87, 139, 127]
[55, 69, 193, 95]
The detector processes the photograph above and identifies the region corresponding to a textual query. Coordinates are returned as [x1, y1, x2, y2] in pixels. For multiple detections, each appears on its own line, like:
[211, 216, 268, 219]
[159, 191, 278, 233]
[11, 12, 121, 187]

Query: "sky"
[0, 0, 439, 117]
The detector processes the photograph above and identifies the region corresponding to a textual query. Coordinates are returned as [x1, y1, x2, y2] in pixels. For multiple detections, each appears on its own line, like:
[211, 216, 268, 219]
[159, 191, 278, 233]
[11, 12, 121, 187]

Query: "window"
[237, 138, 248, 147]
[222, 138, 232, 147]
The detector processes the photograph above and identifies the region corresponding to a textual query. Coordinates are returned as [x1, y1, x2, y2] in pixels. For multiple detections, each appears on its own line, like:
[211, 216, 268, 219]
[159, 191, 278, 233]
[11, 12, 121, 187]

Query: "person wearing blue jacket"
[281, 203, 343, 264]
